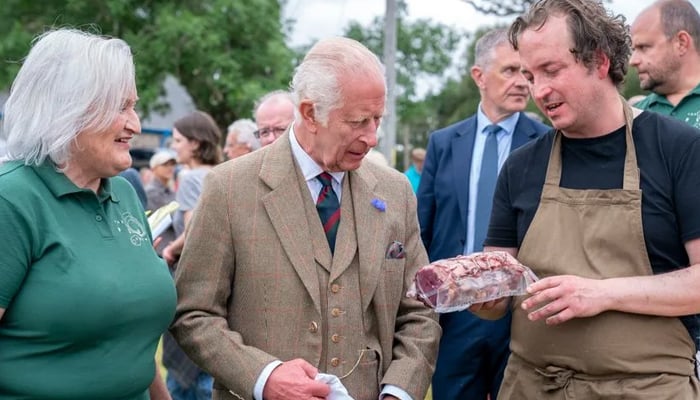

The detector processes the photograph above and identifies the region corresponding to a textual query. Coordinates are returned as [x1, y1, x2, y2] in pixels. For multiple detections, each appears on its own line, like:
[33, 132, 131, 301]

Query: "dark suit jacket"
[171, 133, 440, 400]
[417, 113, 549, 262]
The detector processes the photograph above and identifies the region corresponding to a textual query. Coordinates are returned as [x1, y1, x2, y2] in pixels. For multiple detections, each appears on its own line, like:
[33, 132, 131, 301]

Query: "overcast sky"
[284, 0, 699, 47]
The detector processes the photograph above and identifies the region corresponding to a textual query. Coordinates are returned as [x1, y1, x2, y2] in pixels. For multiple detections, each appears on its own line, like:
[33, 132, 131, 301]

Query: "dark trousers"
[432, 310, 511, 400]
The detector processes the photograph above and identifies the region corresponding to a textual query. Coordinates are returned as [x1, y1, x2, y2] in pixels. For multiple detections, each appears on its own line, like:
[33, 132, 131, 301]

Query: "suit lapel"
[452, 117, 476, 233]
[260, 135, 322, 314]
[511, 114, 539, 151]
[347, 165, 385, 312]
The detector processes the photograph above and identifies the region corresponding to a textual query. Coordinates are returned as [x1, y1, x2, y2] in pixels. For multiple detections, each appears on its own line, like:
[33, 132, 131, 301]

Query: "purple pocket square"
[385, 241, 405, 259]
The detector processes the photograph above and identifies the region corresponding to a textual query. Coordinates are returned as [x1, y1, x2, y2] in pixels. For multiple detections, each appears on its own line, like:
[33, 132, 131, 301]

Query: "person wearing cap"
[403, 147, 425, 194]
[145, 150, 177, 212]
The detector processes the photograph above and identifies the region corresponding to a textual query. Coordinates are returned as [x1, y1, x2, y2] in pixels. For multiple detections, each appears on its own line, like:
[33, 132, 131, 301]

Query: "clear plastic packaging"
[407, 251, 538, 313]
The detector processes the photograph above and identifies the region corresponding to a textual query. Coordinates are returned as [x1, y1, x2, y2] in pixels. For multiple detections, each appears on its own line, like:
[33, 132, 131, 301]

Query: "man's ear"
[299, 100, 318, 132]
[675, 30, 692, 56]
[594, 49, 611, 80]
[470, 65, 485, 89]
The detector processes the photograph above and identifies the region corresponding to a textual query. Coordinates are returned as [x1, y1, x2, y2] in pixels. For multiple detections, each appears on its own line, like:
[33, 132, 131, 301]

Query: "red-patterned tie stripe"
[316, 172, 340, 253]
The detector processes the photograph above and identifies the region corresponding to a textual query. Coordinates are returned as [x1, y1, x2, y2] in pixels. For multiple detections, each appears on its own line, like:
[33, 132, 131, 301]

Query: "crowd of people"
[1, 0, 700, 399]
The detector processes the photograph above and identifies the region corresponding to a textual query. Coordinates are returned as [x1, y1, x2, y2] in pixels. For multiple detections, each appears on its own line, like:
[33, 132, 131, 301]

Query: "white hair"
[227, 118, 260, 150]
[290, 37, 386, 125]
[2, 28, 136, 166]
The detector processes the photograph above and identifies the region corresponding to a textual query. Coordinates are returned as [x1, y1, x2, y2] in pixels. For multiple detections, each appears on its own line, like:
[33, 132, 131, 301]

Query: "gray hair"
[290, 37, 386, 125]
[227, 118, 260, 150]
[2, 28, 136, 166]
[658, 0, 700, 51]
[474, 29, 510, 69]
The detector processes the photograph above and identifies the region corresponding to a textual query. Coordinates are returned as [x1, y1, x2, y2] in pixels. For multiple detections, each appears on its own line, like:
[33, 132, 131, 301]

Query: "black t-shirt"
[487, 111, 700, 346]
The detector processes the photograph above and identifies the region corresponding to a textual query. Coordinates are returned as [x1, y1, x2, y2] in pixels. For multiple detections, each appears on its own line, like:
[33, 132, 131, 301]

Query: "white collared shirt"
[289, 125, 345, 202]
[465, 106, 521, 254]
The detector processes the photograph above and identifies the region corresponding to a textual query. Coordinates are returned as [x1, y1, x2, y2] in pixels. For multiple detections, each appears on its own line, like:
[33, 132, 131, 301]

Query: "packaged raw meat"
[406, 251, 538, 313]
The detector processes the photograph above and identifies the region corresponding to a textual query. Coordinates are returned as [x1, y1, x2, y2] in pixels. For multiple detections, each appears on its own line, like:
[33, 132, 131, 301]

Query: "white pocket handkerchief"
[315, 373, 355, 400]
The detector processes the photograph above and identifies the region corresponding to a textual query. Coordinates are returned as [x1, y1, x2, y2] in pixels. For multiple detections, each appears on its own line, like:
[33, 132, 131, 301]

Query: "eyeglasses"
[253, 126, 287, 139]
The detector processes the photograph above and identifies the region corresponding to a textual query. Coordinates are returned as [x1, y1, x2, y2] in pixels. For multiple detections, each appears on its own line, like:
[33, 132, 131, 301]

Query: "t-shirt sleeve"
[0, 195, 32, 308]
[485, 158, 519, 248]
[674, 135, 700, 242]
[176, 172, 203, 212]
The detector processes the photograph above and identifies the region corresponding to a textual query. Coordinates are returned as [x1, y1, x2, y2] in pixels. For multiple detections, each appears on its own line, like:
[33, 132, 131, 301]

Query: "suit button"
[331, 334, 341, 343]
[331, 308, 342, 317]
[330, 284, 341, 293]
[309, 321, 318, 333]
[330, 357, 340, 367]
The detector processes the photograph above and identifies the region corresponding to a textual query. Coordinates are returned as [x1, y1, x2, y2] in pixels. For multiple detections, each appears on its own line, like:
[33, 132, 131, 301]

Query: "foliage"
[459, 0, 611, 17]
[342, 1, 464, 167]
[0, 0, 295, 129]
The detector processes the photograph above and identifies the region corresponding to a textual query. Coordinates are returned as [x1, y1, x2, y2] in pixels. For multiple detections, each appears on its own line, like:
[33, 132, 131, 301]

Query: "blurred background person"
[146, 150, 177, 211]
[161, 110, 222, 400]
[145, 150, 177, 256]
[253, 90, 295, 147]
[403, 147, 425, 194]
[119, 166, 148, 209]
[223, 118, 259, 160]
[0, 28, 175, 400]
[630, 0, 700, 128]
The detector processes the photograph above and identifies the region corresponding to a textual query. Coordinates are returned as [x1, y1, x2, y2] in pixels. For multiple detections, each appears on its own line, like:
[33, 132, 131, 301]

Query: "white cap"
[149, 150, 176, 169]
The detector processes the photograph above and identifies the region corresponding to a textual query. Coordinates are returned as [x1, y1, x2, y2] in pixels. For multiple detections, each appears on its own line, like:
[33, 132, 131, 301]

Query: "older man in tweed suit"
[170, 37, 440, 400]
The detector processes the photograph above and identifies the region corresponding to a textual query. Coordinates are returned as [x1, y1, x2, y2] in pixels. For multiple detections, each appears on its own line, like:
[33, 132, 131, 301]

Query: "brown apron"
[498, 101, 700, 399]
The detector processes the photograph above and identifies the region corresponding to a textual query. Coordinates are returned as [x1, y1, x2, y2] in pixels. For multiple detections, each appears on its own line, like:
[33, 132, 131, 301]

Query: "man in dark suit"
[417, 28, 549, 400]
[171, 37, 440, 400]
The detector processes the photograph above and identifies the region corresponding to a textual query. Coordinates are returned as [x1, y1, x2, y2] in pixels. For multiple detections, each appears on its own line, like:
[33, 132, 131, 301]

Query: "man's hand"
[263, 359, 331, 400]
[468, 297, 510, 320]
[522, 275, 610, 325]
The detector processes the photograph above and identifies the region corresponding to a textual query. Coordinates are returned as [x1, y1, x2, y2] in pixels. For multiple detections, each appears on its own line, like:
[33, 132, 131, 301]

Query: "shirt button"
[331, 334, 341, 343]
[331, 308, 342, 317]
[330, 358, 340, 367]
[330, 284, 341, 293]
[95, 215, 103, 222]
[309, 321, 318, 333]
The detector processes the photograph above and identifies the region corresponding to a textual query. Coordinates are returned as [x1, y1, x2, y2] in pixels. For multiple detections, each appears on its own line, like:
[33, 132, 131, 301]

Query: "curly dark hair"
[173, 110, 222, 166]
[508, 0, 631, 87]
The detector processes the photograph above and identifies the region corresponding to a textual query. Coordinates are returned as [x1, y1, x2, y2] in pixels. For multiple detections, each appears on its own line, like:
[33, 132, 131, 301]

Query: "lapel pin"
[371, 198, 386, 212]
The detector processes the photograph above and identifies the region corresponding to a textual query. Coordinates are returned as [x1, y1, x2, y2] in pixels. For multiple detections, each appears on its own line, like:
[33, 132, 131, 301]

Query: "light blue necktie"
[473, 124, 501, 252]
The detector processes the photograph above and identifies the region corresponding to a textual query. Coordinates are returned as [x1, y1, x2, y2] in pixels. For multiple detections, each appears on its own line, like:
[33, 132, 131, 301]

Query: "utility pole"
[382, 0, 397, 166]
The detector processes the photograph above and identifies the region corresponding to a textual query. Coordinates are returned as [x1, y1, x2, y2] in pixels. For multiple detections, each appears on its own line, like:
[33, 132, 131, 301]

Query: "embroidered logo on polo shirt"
[120, 211, 149, 246]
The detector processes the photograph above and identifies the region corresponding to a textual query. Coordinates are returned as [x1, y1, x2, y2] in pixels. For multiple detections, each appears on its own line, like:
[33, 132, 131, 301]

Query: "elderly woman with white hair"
[0, 29, 176, 399]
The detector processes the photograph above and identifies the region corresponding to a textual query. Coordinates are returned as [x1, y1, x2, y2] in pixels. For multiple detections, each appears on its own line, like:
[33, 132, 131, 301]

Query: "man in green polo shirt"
[630, 0, 700, 129]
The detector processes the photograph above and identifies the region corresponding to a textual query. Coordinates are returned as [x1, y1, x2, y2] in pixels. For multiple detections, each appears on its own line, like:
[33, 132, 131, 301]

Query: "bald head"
[631, 0, 700, 97]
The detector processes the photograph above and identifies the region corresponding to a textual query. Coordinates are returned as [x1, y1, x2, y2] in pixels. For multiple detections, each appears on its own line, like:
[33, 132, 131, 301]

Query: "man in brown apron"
[470, 0, 700, 398]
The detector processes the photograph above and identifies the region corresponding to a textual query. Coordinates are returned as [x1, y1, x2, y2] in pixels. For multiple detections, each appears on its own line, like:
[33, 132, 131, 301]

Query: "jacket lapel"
[260, 135, 322, 314]
[511, 113, 540, 151]
[452, 117, 476, 233]
[347, 164, 386, 312]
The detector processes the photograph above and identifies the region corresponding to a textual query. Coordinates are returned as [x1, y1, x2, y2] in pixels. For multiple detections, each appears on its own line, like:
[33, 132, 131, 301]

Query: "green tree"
[341, 1, 463, 167]
[0, 0, 295, 128]
[458, 0, 611, 16]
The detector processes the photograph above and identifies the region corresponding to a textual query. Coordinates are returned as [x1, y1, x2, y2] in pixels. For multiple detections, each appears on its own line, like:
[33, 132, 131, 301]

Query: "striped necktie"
[473, 124, 501, 252]
[316, 172, 340, 254]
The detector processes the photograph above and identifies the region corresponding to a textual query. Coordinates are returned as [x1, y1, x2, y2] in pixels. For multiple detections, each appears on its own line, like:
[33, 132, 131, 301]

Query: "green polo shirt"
[0, 161, 176, 400]
[635, 83, 700, 129]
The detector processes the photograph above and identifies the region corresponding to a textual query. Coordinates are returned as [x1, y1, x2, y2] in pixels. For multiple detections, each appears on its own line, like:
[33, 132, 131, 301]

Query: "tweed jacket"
[170, 133, 440, 400]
